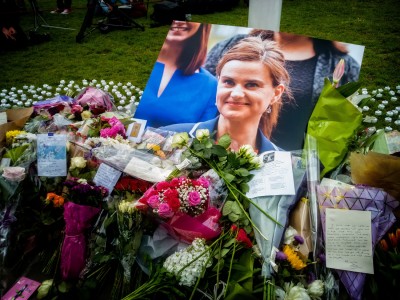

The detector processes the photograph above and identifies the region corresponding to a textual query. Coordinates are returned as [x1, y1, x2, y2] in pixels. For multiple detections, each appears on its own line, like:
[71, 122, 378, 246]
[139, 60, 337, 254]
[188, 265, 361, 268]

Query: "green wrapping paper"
[305, 78, 362, 177]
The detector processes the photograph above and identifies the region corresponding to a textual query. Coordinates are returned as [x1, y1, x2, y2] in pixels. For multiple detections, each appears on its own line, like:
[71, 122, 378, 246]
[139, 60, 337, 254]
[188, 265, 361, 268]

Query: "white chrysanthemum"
[69, 156, 87, 170]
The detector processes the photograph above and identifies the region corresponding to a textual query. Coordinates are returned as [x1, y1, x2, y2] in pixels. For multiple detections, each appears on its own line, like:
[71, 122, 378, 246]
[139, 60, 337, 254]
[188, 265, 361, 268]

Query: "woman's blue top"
[134, 62, 218, 128]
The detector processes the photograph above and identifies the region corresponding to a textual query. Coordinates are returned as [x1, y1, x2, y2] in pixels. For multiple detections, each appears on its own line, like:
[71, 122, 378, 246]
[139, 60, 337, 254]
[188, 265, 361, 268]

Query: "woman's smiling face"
[165, 21, 201, 44]
[216, 60, 283, 124]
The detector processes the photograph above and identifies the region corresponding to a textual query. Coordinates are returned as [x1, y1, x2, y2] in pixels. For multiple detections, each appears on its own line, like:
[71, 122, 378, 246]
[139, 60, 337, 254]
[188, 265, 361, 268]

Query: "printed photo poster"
[134, 22, 364, 150]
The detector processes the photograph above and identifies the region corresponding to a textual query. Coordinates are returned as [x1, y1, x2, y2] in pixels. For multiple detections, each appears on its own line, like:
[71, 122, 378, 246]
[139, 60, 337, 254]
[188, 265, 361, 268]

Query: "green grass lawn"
[0, 0, 399, 91]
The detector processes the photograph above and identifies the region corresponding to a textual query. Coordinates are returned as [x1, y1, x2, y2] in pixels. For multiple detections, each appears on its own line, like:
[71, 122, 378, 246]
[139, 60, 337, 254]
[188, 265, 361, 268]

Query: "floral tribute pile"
[0, 75, 399, 300]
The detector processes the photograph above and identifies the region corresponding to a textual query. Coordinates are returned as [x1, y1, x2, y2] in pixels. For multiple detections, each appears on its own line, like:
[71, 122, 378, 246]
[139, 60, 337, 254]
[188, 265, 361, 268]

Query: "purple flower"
[188, 191, 201, 206]
[318, 253, 326, 265]
[294, 235, 304, 245]
[276, 251, 287, 261]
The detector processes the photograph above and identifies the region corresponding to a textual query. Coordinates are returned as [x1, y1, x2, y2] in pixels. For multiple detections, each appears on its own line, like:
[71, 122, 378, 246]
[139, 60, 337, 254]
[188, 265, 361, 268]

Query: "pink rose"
[158, 203, 174, 218]
[147, 195, 160, 208]
[2, 167, 25, 182]
[188, 191, 201, 206]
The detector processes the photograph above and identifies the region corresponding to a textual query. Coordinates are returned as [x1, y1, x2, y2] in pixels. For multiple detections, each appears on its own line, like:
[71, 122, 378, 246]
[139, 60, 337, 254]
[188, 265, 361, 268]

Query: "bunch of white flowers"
[163, 238, 212, 287]
[276, 280, 324, 300]
[118, 200, 137, 214]
[359, 85, 400, 132]
[0, 79, 144, 116]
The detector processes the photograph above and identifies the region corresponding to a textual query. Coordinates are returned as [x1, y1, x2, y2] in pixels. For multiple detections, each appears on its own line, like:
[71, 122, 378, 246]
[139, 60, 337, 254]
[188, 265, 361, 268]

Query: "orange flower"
[388, 232, 398, 248]
[379, 239, 389, 251]
[53, 195, 65, 207]
[44, 193, 65, 207]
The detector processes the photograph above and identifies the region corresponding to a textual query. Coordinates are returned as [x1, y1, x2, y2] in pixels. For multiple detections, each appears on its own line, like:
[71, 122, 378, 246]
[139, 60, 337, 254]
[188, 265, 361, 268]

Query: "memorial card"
[37, 133, 67, 177]
[325, 208, 374, 274]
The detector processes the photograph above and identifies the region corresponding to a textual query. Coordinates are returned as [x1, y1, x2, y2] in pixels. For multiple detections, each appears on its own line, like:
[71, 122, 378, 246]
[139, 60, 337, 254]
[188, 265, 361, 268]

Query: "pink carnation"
[188, 191, 201, 206]
[156, 181, 171, 191]
[158, 203, 174, 218]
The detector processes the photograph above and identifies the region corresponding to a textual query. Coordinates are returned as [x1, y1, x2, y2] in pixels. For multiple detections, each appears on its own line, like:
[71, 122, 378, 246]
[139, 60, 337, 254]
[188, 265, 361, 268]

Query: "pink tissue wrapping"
[60, 202, 100, 280]
[317, 183, 398, 300]
[161, 207, 221, 244]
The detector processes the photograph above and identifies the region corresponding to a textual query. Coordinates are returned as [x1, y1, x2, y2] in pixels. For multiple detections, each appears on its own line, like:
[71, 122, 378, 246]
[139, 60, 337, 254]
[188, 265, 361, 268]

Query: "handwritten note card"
[325, 208, 374, 274]
[37, 133, 67, 177]
[247, 151, 295, 197]
[93, 163, 122, 194]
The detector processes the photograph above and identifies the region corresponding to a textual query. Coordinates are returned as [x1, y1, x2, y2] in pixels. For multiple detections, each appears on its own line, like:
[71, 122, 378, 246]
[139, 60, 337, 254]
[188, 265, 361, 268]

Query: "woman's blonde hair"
[215, 36, 291, 138]
[177, 23, 212, 75]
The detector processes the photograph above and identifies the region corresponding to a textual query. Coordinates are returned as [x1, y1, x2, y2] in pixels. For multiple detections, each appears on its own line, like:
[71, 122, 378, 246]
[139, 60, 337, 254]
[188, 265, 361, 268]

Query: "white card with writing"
[37, 133, 67, 177]
[247, 151, 295, 197]
[325, 208, 374, 274]
[93, 163, 122, 194]
[0, 112, 7, 125]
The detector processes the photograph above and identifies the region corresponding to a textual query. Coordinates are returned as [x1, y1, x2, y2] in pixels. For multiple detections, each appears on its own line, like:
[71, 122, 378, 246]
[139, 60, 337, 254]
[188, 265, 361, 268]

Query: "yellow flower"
[5, 130, 26, 145]
[283, 244, 307, 270]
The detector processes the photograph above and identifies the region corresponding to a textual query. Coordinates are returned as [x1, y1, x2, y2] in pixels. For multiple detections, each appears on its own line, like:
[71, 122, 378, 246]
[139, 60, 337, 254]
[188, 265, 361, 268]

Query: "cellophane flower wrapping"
[249, 152, 307, 277]
[60, 201, 101, 280]
[137, 176, 221, 244]
[75, 87, 116, 115]
[305, 79, 363, 177]
[317, 178, 399, 300]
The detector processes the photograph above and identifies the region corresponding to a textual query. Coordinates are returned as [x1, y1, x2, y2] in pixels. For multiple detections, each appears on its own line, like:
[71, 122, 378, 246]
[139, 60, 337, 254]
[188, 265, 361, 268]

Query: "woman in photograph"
[205, 29, 361, 150]
[162, 36, 291, 153]
[134, 21, 218, 128]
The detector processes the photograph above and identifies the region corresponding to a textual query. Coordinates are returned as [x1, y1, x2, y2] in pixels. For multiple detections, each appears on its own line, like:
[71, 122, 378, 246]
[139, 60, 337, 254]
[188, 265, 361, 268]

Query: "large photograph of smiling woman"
[133, 21, 218, 128]
[161, 36, 291, 153]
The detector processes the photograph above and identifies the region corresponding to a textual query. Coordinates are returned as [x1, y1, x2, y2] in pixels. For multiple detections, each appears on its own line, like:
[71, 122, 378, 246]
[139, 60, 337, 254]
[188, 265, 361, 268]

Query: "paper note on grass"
[325, 208, 373, 274]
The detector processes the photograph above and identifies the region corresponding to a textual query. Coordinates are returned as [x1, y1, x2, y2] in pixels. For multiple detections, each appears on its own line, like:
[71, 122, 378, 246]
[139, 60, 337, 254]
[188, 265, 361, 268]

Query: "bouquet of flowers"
[137, 176, 221, 243]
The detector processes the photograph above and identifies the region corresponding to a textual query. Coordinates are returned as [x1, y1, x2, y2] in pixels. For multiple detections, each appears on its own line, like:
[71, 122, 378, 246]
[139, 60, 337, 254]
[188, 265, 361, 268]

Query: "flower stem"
[224, 233, 237, 298]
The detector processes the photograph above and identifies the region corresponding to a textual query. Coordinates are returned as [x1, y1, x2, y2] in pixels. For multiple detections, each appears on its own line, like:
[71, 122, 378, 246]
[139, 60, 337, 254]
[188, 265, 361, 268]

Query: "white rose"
[171, 132, 189, 148]
[69, 156, 87, 170]
[287, 285, 311, 300]
[307, 280, 324, 299]
[284, 226, 298, 245]
[195, 129, 210, 141]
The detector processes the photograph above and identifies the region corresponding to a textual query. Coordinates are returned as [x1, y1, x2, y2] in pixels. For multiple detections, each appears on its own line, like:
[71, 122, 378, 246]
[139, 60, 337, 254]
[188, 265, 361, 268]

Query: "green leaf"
[235, 168, 250, 176]
[193, 142, 205, 151]
[203, 148, 212, 158]
[223, 172, 235, 183]
[223, 238, 236, 248]
[4, 144, 29, 164]
[58, 281, 72, 293]
[222, 201, 233, 215]
[205, 140, 214, 148]
[211, 145, 228, 156]
[239, 183, 249, 193]
[229, 213, 240, 222]
[391, 264, 400, 270]
[230, 201, 242, 215]
[337, 81, 361, 98]
[217, 133, 231, 148]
